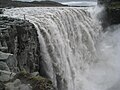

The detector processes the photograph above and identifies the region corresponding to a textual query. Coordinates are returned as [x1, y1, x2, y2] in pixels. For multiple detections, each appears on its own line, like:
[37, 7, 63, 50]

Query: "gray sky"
[13, 0, 97, 2]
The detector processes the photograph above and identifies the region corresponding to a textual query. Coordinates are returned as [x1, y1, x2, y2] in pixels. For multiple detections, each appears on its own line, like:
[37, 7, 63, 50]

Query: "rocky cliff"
[98, 0, 120, 26]
[0, 16, 53, 90]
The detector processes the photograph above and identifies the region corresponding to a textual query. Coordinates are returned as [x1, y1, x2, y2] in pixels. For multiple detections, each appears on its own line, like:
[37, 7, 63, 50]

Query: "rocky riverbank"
[0, 16, 53, 90]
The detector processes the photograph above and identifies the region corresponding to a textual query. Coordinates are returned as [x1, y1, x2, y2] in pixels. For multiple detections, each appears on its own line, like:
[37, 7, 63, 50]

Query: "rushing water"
[3, 7, 120, 90]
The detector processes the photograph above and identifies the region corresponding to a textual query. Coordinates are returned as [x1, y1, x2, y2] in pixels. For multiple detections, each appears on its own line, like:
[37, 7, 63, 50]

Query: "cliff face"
[0, 17, 40, 72]
[0, 16, 53, 90]
[107, 1, 120, 25]
[98, 0, 120, 26]
[0, 16, 40, 73]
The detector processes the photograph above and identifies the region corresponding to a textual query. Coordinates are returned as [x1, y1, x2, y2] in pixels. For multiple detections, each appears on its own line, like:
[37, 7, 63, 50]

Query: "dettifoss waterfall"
[3, 7, 120, 90]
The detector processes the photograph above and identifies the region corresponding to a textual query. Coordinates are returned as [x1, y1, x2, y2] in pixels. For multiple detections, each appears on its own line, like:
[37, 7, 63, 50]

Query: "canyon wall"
[98, 0, 120, 25]
[0, 16, 53, 90]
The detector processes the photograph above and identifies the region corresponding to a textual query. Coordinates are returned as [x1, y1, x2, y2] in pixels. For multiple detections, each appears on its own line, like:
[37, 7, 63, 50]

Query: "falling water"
[3, 7, 120, 90]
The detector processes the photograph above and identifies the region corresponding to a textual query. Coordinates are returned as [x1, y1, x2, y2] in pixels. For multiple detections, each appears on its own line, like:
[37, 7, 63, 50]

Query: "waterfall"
[3, 7, 102, 90]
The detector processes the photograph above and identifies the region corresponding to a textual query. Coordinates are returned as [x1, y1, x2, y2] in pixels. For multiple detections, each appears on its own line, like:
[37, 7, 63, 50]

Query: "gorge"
[0, 2, 120, 90]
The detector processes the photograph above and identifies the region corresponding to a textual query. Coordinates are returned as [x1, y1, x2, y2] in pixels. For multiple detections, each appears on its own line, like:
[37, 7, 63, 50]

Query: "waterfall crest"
[3, 7, 102, 90]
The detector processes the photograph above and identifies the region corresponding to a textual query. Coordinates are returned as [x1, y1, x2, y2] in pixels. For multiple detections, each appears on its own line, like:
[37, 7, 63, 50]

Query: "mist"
[77, 23, 120, 90]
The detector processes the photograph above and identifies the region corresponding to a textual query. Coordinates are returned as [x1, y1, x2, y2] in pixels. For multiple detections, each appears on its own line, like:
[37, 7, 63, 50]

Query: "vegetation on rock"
[0, 16, 53, 90]
[14, 71, 53, 90]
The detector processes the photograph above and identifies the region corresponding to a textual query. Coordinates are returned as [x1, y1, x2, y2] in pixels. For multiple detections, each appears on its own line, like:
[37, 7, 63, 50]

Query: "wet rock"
[5, 83, 32, 90]
[18, 84, 32, 90]
[0, 47, 8, 52]
[5, 72, 53, 90]
[13, 79, 21, 87]
[5, 79, 32, 90]
[0, 51, 10, 61]
[0, 61, 10, 71]
[6, 55, 18, 72]
[0, 70, 16, 82]
[5, 82, 15, 90]
[0, 16, 40, 73]
[31, 72, 39, 77]
[0, 81, 5, 90]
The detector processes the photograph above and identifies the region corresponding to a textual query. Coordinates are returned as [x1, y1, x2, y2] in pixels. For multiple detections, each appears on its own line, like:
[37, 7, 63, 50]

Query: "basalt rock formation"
[0, 16, 53, 90]
[98, 0, 120, 26]
[0, 16, 40, 73]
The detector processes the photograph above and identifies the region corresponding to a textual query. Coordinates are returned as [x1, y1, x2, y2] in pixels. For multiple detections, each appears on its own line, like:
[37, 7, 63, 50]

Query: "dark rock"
[18, 84, 32, 90]
[0, 16, 53, 89]
[0, 51, 10, 61]
[14, 72, 53, 90]
[13, 79, 21, 87]
[107, 7, 120, 25]
[5, 79, 32, 90]
[0, 51, 17, 72]
[0, 61, 10, 71]
[98, 0, 120, 26]
[0, 81, 5, 90]
[0, 70, 16, 82]
[31, 72, 39, 77]
[0, 17, 40, 73]
[0, 9, 3, 14]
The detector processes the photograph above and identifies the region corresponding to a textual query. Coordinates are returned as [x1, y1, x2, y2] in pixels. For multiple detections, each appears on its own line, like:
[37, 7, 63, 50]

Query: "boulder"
[18, 84, 32, 90]
[0, 81, 5, 90]
[31, 72, 39, 77]
[0, 51, 10, 61]
[13, 79, 21, 87]
[0, 70, 16, 82]
[98, 0, 120, 25]
[5, 79, 32, 90]
[0, 61, 10, 71]
[0, 51, 18, 72]
[0, 9, 3, 14]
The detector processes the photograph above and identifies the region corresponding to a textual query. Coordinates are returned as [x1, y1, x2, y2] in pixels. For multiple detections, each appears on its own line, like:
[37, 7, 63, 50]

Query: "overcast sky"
[13, 0, 97, 2]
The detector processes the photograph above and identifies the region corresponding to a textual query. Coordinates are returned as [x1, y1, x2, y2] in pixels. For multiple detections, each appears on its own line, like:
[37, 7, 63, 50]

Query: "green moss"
[14, 72, 53, 90]
[28, 76, 53, 90]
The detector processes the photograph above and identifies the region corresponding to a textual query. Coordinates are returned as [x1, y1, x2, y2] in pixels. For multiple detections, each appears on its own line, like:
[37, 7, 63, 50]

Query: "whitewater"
[2, 7, 120, 90]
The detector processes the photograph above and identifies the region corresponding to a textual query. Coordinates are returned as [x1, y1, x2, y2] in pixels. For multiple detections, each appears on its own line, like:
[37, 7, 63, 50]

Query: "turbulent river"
[3, 7, 120, 90]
